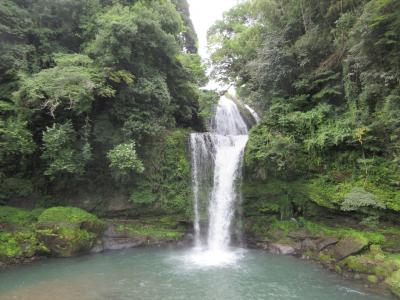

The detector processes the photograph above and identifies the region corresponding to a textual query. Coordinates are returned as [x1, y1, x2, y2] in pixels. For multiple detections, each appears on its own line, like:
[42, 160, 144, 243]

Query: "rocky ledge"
[0, 206, 188, 267]
[245, 216, 400, 298]
[92, 218, 189, 252]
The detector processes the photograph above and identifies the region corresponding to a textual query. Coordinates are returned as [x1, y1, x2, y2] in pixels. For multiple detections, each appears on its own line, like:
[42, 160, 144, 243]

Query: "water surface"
[0, 247, 393, 300]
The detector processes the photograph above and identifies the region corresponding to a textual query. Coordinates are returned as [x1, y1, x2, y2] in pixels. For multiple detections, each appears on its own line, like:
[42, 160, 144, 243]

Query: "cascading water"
[244, 104, 261, 123]
[188, 95, 249, 266]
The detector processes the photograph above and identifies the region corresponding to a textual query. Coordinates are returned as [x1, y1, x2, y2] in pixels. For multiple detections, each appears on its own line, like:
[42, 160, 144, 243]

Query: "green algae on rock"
[36, 207, 106, 257]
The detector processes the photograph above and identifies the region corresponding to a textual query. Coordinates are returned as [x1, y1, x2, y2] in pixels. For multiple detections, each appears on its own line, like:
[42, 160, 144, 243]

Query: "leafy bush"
[341, 187, 386, 212]
[107, 141, 144, 178]
[17, 54, 114, 116]
[41, 121, 91, 178]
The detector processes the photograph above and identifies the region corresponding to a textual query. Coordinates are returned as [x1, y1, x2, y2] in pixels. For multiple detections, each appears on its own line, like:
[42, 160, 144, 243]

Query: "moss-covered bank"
[0, 206, 105, 263]
[0, 206, 189, 266]
[244, 215, 400, 298]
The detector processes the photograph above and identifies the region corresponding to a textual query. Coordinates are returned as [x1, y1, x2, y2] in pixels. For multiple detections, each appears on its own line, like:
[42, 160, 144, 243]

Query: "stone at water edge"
[333, 236, 369, 261]
[36, 207, 106, 257]
[385, 270, 400, 297]
[102, 237, 147, 251]
[317, 237, 339, 251]
[288, 229, 312, 240]
[301, 238, 317, 251]
[269, 243, 296, 255]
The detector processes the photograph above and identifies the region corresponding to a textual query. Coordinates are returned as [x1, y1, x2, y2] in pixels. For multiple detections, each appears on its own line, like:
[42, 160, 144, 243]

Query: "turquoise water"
[0, 247, 393, 300]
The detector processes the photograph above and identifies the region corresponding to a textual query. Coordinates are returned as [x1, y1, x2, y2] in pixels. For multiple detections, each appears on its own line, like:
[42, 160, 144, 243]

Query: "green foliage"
[41, 121, 91, 178]
[0, 177, 34, 200]
[341, 187, 386, 212]
[131, 129, 192, 214]
[0, 206, 105, 262]
[0, 0, 202, 209]
[178, 53, 207, 86]
[197, 90, 219, 129]
[360, 216, 380, 229]
[212, 0, 400, 216]
[0, 118, 35, 161]
[17, 54, 113, 116]
[37, 206, 103, 229]
[0, 206, 39, 227]
[245, 124, 304, 179]
[107, 141, 144, 178]
[114, 217, 185, 241]
[386, 270, 400, 297]
[0, 231, 46, 259]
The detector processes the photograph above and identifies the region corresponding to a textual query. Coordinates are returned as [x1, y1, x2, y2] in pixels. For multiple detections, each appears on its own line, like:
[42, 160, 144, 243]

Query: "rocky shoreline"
[1, 206, 399, 298]
[0, 206, 187, 267]
[244, 216, 400, 298]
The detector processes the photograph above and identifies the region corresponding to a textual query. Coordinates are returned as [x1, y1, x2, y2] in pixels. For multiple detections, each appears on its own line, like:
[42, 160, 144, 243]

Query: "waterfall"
[244, 104, 261, 123]
[190, 133, 216, 247]
[188, 96, 249, 265]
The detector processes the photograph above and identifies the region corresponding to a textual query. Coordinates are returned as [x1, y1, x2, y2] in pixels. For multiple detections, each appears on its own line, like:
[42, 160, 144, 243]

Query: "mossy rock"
[0, 206, 42, 229]
[339, 245, 400, 286]
[37, 207, 105, 233]
[0, 231, 49, 263]
[112, 216, 186, 242]
[36, 207, 105, 257]
[367, 275, 378, 284]
[340, 254, 380, 274]
[333, 236, 369, 261]
[385, 270, 400, 297]
[36, 227, 97, 257]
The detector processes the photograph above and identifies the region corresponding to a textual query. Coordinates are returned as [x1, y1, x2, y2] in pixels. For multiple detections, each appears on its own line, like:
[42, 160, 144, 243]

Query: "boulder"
[269, 243, 296, 255]
[333, 237, 368, 261]
[288, 230, 310, 240]
[36, 207, 105, 257]
[301, 238, 317, 251]
[317, 237, 338, 251]
[102, 237, 147, 250]
[385, 270, 400, 298]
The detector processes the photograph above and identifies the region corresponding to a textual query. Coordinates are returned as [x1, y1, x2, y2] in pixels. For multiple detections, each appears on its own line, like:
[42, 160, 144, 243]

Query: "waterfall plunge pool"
[0, 247, 394, 300]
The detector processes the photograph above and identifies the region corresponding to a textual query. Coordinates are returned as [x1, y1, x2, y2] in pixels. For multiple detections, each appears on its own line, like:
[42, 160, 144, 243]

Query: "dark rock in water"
[177, 233, 194, 247]
[333, 237, 368, 261]
[317, 237, 338, 251]
[269, 243, 296, 255]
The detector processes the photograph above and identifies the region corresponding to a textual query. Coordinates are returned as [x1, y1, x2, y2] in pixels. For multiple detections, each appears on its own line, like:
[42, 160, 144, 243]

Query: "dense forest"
[0, 0, 216, 215]
[208, 0, 400, 223]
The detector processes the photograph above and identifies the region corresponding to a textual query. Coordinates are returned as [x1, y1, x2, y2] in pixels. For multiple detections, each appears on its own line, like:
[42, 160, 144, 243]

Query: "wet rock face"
[333, 237, 369, 261]
[91, 218, 187, 252]
[316, 237, 338, 251]
[269, 243, 296, 255]
[386, 270, 400, 297]
[100, 224, 147, 251]
[37, 226, 97, 257]
[301, 238, 317, 251]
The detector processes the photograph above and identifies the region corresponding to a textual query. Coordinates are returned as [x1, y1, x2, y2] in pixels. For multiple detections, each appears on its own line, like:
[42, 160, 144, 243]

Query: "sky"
[187, 0, 240, 59]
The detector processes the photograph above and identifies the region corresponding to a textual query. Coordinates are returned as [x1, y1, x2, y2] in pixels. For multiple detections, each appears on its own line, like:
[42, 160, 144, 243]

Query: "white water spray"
[188, 96, 249, 266]
[244, 104, 261, 123]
